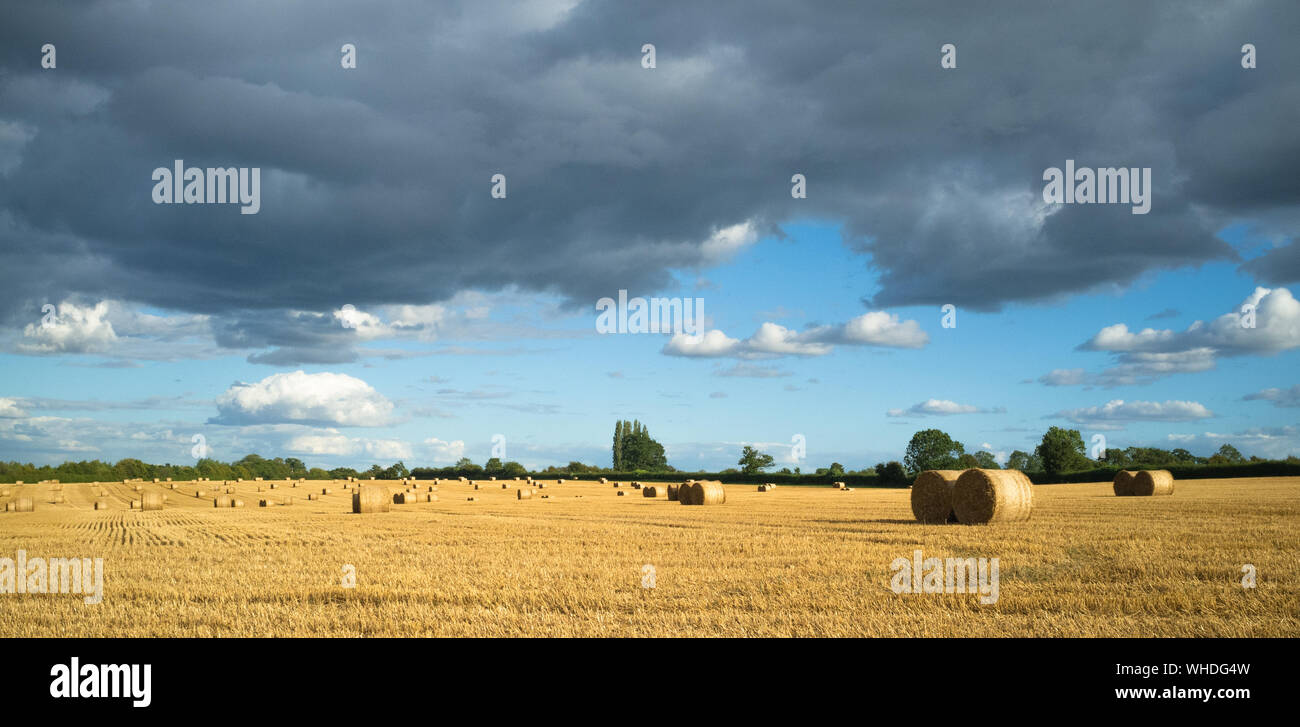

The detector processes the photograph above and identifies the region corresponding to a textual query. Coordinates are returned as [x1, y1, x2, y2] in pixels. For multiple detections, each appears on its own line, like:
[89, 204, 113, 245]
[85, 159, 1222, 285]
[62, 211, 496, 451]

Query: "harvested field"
[0, 477, 1296, 636]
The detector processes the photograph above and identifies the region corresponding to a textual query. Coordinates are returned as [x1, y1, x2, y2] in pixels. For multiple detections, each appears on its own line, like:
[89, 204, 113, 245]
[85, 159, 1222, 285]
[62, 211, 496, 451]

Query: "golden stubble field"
[0, 476, 1296, 637]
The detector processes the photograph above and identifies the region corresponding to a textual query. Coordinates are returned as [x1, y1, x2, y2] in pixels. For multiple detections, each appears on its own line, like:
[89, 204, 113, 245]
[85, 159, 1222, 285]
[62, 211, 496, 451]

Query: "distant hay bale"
[428, 485, 438, 492]
[141, 491, 164, 511]
[13, 497, 33, 512]
[517, 488, 534, 500]
[537, 483, 546, 489]
[254, 477, 263, 481]
[680, 480, 726, 506]
[269, 483, 277, 489]
[557, 479, 565, 484]
[643, 486, 660, 497]
[306, 493, 317, 501]
[911, 470, 963, 523]
[393, 492, 416, 505]
[213, 496, 231, 508]
[612, 482, 620, 488]
[51, 494, 65, 504]
[259, 499, 270, 507]
[667, 485, 679, 501]
[321, 487, 332, 495]
[1132, 470, 1175, 496]
[130, 500, 141, 509]
[832, 481, 846, 490]
[427, 494, 439, 502]
[473, 484, 480, 490]
[466, 496, 477, 502]
[94, 500, 108, 510]
[1112, 470, 1136, 496]
[282, 497, 293, 506]
[953, 469, 1034, 524]
[501, 483, 509, 489]
[168, 483, 177, 490]
[600, 477, 608, 484]
[617, 491, 626, 496]
[490, 476, 497, 481]
[134, 485, 143, 492]
[232, 499, 244, 508]
[354, 485, 390, 513]
[194, 490, 206, 498]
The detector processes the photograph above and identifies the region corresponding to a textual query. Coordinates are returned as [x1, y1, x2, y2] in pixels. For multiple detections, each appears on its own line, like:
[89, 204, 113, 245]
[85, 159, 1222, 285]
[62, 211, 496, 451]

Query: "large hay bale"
[1132, 469, 1175, 496]
[643, 486, 661, 497]
[141, 491, 164, 511]
[910, 470, 962, 523]
[667, 484, 679, 501]
[1112, 470, 1136, 496]
[517, 488, 534, 500]
[953, 469, 1034, 524]
[13, 497, 33, 512]
[393, 492, 416, 505]
[213, 495, 231, 508]
[681, 480, 725, 506]
[353, 485, 390, 513]
[94, 500, 108, 510]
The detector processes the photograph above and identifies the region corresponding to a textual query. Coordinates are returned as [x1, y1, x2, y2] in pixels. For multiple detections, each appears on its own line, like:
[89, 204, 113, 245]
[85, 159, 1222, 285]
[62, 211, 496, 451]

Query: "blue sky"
[2, 218, 1296, 471]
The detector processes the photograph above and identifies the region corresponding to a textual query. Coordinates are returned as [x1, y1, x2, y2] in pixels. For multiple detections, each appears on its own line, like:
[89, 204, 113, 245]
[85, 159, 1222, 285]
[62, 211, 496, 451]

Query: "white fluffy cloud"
[19, 300, 118, 354]
[0, 398, 27, 418]
[663, 311, 927, 359]
[1053, 287, 1300, 387]
[213, 371, 394, 426]
[286, 431, 412, 459]
[886, 399, 1000, 417]
[424, 437, 466, 463]
[1055, 399, 1214, 428]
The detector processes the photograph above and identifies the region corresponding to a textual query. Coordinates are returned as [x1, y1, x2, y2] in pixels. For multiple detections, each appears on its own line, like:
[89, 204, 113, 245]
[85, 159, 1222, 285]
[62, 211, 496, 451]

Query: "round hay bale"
[953, 469, 1034, 524]
[617, 490, 626, 496]
[213, 495, 231, 508]
[393, 492, 414, 505]
[667, 484, 679, 501]
[517, 488, 534, 500]
[321, 487, 332, 495]
[910, 470, 962, 523]
[232, 499, 244, 508]
[681, 480, 725, 506]
[259, 499, 270, 507]
[129, 499, 140, 509]
[1132, 469, 1174, 496]
[473, 484, 480, 490]
[51, 494, 66, 504]
[168, 483, 177, 490]
[501, 483, 509, 489]
[537, 483, 546, 489]
[195, 490, 206, 498]
[353, 485, 390, 513]
[643, 486, 661, 497]
[141, 491, 164, 511]
[269, 483, 277, 489]
[427, 494, 439, 502]
[282, 497, 293, 506]
[466, 496, 477, 502]
[557, 478, 565, 484]
[133, 485, 143, 492]
[13, 497, 34, 512]
[94, 500, 108, 510]
[307, 493, 317, 501]
[1112, 470, 1136, 496]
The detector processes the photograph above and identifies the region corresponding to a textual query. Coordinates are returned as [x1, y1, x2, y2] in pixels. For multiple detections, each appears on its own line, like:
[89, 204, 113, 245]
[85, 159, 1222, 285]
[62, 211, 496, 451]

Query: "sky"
[0, 0, 1297, 471]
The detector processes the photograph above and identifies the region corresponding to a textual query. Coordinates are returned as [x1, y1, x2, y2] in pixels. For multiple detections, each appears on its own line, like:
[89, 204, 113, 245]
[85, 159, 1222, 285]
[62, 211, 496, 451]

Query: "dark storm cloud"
[1, 0, 1296, 346]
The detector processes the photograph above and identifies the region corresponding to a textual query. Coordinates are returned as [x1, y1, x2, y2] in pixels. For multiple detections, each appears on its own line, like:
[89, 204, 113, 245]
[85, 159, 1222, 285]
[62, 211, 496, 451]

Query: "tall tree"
[1035, 427, 1089, 476]
[904, 429, 965, 473]
[613, 420, 624, 470]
